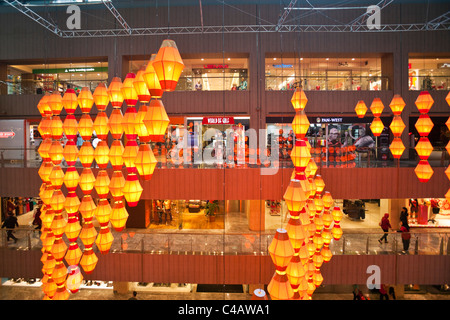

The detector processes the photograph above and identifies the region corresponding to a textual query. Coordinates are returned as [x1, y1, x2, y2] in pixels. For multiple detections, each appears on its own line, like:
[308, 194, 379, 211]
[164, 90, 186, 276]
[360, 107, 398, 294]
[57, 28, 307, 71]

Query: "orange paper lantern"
[62, 88, 78, 114]
[93, 111, 110, 140]
[415, 114, 434, 137]
[108, 77, 124, 108]
[122, 173, 143, 207]
[415, 137, 433, 160]
[267, 272, 294, 300]
[389, 137, 405, 159]
[415, 91, 434, 114]
[95, 226, 114, 254]
[268, 228, 294, 272]
[370, 98, 384, 117]
[291, 87, 308, 112]
[108, 108, 124, 140]
[291, 111, 310, 139]
[370, 117, 384, 137]
[152, 39, 185, 91]
[414, 160, 434, 182]
[283, 179, 307, 214]
[134, 66, 151, 103]
[63, 114, 78, 140]
[389, 94, 405, 115]
[94, 140, 110, 169]
[93, 83, 110, 111]
[355, 100, 367, 118]
[290, 139, 311, 170]
[122, 73, 138, 107]
[389, 115, 406, 137]
[135, 143, 158, 180]
[79, 247, 98, 274]
[47, 91, 63, 116]
[78, 87, 94, 113]
[143, 54, 164, 98]
[110, 200, 129, 231]
[143, 99, 170, 142]
[78, 114, 94, 140]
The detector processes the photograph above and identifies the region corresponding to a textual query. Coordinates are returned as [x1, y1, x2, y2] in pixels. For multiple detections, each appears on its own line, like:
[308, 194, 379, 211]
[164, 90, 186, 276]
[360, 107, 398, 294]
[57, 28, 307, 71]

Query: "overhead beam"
[101, 0, 131, 34]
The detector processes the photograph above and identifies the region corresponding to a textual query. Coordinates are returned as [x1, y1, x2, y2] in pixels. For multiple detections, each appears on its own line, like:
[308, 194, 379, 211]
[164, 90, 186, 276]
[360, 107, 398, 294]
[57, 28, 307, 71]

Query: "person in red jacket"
[378, 213, 392, 244]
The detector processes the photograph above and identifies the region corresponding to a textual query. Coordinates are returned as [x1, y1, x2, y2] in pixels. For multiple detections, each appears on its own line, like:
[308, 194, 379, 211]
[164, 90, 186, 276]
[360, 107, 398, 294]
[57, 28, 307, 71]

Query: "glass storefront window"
[408, 54, 450, 90]
[265, 54, 387, 91]
[6, 61, 108, 94]
[130, 54, 249, 91]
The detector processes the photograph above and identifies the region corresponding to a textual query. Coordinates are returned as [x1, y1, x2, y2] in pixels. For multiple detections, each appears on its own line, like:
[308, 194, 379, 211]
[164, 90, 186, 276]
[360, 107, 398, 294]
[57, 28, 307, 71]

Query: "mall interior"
[0, 0, 449, 303]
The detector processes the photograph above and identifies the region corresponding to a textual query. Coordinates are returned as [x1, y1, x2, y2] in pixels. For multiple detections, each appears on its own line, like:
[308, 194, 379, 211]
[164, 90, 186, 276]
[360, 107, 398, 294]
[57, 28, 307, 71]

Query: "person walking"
[399, 224, 411, 254]
[378, 213, 392, 244]
[2, 211, 19, 243]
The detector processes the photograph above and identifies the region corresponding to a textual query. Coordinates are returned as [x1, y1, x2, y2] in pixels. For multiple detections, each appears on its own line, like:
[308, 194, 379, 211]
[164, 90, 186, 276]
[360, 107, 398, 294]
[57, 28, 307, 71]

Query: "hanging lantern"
[122, 73, 138, 107]
[79, 168, 96, 195]
[389, 115, 406, 137]
[355, 100, 367, 118]
[370, 98, 384, 117]
[64, 192, 80, 217]
[389, 138, 405, 159]
[134, 66, 151, 103]
[122, 140, 139, 172]
[63, 140, 78, 167]
[50, 116, 64, 140]
[143, 99, 170, 142]
[93, 83, 110, 112]
[283, 179, 307, 215]
[108, 108, 124, 140]
[78, 114, 94, 140]
[63, 167, 79, 193]
[415, 91, 434, 114]
[80, 247, 98, 274]
[93, 111, 110, 140]
[37, 93, 52, 117]
[78, 141, 95, 168]
[94, 170, 110, 199]
[267, 272, 294, 300]
[48, 141, 64, 165]
[370, 117, 384, 137]
[66, 265, 83, 294]
[95, 226, 114, 254]
[79, 221, 97, 248]
[268, 228, 294, 272]
[52, 261, 68, 285]
[47, 91, 63, 116]
[62, 88, 78, 114]
[143, 54, 164, 98]
[65, 243, 82, 266]
[322, 191, 333, 210]
[321, 245, 333, 263]
[291, 87, 308, 112]
[414, 160, 434, 182]
[110, 200, 129, 231]
[389, 94, 405, 115]
[314, 175, 325, 194]
[331, 206, 343, 223]
[285, 217, 307, 251]
[39, 161, 54, 184]
[135, 143, 158, 180]
[122, 173, 143, 207]
[109, 171, 126, 201]
[94, 140, 110, 169]
[42, 275, 57, 299]
[38, 138, 53, 160]
[51, 236, 68, 261]
[135, 104, 151, 143]
[290, 139, 311, 171]
[109, 140, 125, 170]
[331, 223, 343, 241]
[63, 115, 78, 140]
[95, 198, 112, 226]
[79, 195, 96, 221]
[415, 114, 434, 137]
[65, 214, 81, 243]
[108, 77, 124, 108]
[291, 111, 310, 139]
[152, 39, 185, 91]
[415, 137, 434, 160]
[49, 189, 65, 214]
[78, 87, 94, 113]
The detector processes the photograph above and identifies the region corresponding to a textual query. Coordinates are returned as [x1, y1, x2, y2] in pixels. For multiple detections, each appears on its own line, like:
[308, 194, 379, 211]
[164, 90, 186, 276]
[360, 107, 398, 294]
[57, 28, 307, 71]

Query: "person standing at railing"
[399, 224, 411, 254]
[2, 211, 19, 243]
[378, 213, 392, 244]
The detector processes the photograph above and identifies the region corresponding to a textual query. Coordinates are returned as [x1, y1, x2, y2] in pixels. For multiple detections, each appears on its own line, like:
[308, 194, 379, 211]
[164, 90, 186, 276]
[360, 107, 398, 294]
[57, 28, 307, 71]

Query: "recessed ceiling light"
[300, 58, 303, 61]
[273, 58, 277, 61]
[352, 58, 355, 60]
[227, 58, 230, 61]
[201, 58, 204, 61]
[326, 58, 329, 61]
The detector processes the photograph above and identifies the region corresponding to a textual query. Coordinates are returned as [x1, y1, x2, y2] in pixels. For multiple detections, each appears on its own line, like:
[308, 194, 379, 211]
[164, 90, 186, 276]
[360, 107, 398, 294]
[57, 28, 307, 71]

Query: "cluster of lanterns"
[36, 39, 184, 299]
[445, 92, 450, 201]
[261, 88, 343, 300]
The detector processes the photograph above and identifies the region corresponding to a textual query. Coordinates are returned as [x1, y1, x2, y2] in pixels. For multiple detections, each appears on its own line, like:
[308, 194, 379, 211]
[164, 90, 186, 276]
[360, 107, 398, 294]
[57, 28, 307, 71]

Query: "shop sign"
[203, 64, 229, 69]
[202, 117, 235, 125]
[272, 64, 293, 68]
[316, 117, 344, 123]
[0, 131, 15, 138]
[33, 67, 108, 74]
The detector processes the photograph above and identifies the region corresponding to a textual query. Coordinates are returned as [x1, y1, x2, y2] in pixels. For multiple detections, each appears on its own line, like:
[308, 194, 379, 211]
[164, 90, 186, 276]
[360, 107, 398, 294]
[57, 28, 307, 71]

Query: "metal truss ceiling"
[3, 0, 450, 38]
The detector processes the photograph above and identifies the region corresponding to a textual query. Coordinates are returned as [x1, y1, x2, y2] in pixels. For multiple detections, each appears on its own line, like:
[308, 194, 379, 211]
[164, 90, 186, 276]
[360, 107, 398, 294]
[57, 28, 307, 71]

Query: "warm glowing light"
[268, 228, 294, 272]
[415, 114, 434, 137]
[152, 39, 185, 91]
[291, 87, 308, 112]
[389, 94, 405, 115]
[143, 99, 170, 142]
[414, 160, 434, 182]
[370, 117, 384, 137]
[122, 173, 143, 206]
[415, 91, 434, 114]
[62, 88, 78, 114]
[389, 115, 406, 137]
[78, 87, 94, 113]
[389, 137, 405, 159]
[93, 83, 110, 112]
[143, 54, 164, 98]
[283, 179, 307, 215]
[415, 137, 433, 160]
[108, 77, 124, 108]
[370, 98, 384, 117]
[355, 100, 367, 118]
[122, 73, 138, 107]
[291, 111, 310, 139]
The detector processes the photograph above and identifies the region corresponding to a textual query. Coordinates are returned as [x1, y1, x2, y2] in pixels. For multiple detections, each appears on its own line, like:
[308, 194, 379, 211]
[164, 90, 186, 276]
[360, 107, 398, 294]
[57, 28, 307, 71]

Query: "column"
[246, 200, 265, 231]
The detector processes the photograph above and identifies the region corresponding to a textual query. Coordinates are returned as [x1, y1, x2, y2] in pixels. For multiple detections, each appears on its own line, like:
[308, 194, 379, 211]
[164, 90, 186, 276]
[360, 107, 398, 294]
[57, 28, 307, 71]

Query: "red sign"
[203, 64, 229, 69]
[202, 117, 234, 125]
[0, 131, 15, 138]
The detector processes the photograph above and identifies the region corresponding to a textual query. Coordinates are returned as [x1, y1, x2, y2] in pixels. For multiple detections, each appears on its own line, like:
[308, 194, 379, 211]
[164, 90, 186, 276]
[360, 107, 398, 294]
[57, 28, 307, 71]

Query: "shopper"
[399, 224, 411, 254]
[379, 284, 389, 300]
[128, 291, 138, 300]
[399, 207, 409, 229]
[33, 206, 42, 235]
[2, 211, 19, 243]
[378, 213, 392, 244]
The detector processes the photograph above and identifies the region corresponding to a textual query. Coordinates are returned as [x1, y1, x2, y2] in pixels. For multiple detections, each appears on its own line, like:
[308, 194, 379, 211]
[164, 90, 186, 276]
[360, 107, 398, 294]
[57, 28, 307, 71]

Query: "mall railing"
[1, 146, 448, 169]
[3, 79, 109, 95]
[1, 227, 448, 256]
[265, 75, 390, 91]
[408, 75, 450, 91]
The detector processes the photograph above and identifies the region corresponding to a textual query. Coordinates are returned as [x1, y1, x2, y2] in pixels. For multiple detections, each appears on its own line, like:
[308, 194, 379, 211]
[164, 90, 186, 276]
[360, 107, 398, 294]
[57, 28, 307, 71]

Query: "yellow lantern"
[95, 226, 114, 254]
[321, 245, 333, 263]
[49, 189, 65, 214]
[135, 143, 158, 181]
[63, 140, 78, 167]
[370, 98, 384, 117]
[63, 167, 79, 193]
[80, 247, 98, 274]
[290, 139, 311, 170]
[415, 137, 433, 160]
[415, 91, 434, 114]
[415, 114, 434, 137]
[291, 111, 310, 139]
[283, 179, 307, 215]
[123, 141, 139, 173]
[79, 168, 96, 195]
[52, 260, 68, 285]
[79, 195, 96, 221]
[37, 93, 52, 117]
[48, 140, 64, 165]
[143, 99, 170, 142]
[414, 160, 434, 183]
[268, 228, 294, 272]
[63, 114, 78, 140]
[108, 108, 124, 140]
[267, 272, 294, 300]
[285, 217, 307, 251]
[134, 66, 151, 103]
[66, 265, 83, 294]
[290, 87, 308, 112]
[78, 114, 94, 140]
[322, 191, 333, 209]
[322, 210, 334, 229]
[152, 39, 185, 91]
[50, 116, 64, 140]
[331, 223, 343, 241]
[41, 228, 55, 253]
[38, 161, 54, 184]
[122, 73, 138, 107]
[94, 140, 110, 169]
[355, 100, 367, 118]
[78, 87, 94, 113]
[38, 137, 53, 160]
[51, 236, 68, 261]
[389, 94, 405, 115]
[389, 137, 405, 159]
[109, 171, 126, 201]
[78, 141, 94, 168]
[93, 111, 110, 140]
[93, 83, 110, 112]
[135, 104, 151, 143]
[331, 206, 343, 223]
[370, 117, 384, 137]
[65, 243, 82, 267]
[122, 173, 143, 207]
[143, 54, 164, 98]
[314, 175, 325, 194]
[286, 254, 306, 289]
[47, 91, 63, 116]
[389, 115, 406, 137]
[94, 170, 110, 199]
[95, 198, 112, 226]
[62, 88, 78, 114]
[64, 190, 80, 215]
[109, 140, 125, 170]
[110, 200, 129, 231]
[123, 106, 138, 139]
[79, 221, 97, 248]
[108, 77, 124, 108]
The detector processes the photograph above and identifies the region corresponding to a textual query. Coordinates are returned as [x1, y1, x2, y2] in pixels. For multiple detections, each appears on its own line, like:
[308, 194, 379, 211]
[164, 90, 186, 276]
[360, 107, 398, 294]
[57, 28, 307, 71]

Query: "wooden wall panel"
[0, 249, 41, 279]
[396, 255, 450, 285]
